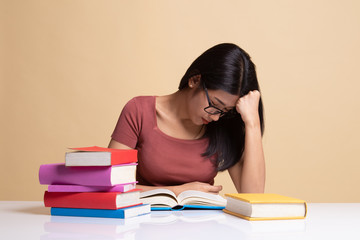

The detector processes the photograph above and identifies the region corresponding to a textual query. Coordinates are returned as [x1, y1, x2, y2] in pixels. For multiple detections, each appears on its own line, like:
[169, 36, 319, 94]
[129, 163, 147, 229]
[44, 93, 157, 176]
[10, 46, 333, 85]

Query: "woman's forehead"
[208, 89, 239, 107]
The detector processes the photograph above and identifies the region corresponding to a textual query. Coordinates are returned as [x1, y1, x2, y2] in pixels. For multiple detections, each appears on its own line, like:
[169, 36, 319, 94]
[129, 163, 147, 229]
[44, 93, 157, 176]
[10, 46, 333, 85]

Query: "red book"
[44, 190, 142, 209]
[65, 146, 137, 166]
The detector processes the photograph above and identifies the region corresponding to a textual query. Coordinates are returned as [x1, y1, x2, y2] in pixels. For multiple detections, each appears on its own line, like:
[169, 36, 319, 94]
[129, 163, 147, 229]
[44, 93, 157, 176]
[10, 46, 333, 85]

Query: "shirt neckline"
[151, 96, 208, 143]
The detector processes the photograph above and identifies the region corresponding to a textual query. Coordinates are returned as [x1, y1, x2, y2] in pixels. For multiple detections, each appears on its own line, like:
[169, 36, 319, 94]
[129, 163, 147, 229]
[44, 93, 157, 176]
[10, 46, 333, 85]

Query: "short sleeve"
[111, 98, 142, 149]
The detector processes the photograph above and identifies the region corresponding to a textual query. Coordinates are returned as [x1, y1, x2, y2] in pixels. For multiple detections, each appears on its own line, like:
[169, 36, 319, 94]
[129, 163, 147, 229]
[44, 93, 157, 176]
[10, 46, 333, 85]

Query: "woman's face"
[189, 86, 239, 126]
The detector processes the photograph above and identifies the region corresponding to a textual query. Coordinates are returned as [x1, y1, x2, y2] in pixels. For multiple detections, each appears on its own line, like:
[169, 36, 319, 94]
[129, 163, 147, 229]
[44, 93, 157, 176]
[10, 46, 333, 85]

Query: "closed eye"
[214, 97, 226, 107]
[210, 100, 218, 106]
[212, 98, 234, 112]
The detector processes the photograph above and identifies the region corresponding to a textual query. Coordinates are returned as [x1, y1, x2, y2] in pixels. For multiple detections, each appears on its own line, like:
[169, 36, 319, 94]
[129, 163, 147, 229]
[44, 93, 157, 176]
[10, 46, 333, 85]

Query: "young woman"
[109, 43, 265, 195]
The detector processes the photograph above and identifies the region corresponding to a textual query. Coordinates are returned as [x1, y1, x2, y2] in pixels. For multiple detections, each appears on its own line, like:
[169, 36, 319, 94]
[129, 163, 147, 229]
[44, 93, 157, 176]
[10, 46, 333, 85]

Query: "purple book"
[39, 163, 137, 186]
[47, 182, 138, 192]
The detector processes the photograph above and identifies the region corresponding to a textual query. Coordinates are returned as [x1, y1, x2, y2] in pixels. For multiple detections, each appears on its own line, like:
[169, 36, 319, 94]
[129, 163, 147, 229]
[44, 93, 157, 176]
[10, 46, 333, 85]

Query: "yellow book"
[223, 193, 307, 221]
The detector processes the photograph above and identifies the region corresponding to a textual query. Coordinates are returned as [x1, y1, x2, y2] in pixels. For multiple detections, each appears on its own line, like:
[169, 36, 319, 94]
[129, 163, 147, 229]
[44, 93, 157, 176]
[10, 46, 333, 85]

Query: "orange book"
[65, 146, 137, 166]
[223, 193, 307, 221]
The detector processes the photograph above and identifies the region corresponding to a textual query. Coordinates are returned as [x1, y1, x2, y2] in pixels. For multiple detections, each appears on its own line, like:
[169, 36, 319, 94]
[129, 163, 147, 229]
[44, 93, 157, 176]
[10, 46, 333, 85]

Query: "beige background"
[1, 0, 359, 202]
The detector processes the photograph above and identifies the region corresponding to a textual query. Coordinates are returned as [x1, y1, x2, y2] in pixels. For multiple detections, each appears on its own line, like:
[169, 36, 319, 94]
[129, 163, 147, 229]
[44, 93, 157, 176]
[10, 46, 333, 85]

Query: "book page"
[177, 190, 227, 206]
[140, 189, 178, 208]
[140, 196, 178, 208]
[66, 152, 111, 166]
[139, 189, 177, 199]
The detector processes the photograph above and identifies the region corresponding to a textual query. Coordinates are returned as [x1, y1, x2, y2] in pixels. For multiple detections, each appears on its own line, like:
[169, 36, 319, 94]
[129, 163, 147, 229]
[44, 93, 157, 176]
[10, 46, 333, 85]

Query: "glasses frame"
[202, 82, 227, 117]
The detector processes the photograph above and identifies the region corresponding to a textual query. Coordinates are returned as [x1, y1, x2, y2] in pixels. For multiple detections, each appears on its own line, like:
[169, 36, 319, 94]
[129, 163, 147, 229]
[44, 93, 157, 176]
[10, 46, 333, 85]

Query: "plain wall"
[1, 0, 360, 202]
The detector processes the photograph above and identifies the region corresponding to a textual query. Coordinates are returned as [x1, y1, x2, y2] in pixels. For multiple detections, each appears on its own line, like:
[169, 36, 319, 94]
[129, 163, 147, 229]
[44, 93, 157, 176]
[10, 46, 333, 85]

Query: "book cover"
[39, 163, 137, 186]
[44, 190, 142, 209]
[50, 204, 151, 219]
[47, 182, 138, 192]
[224, 193, 307, 221]
[66, 146, 138, 166]
[225, 193, 307, 204]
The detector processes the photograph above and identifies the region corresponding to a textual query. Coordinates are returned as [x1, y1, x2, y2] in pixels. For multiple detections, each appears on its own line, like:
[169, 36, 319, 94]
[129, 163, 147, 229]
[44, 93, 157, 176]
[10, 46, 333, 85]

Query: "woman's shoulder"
[129, 95, 156, 103]
[123, 96, 156, 114]
[124, 96, 155, 106]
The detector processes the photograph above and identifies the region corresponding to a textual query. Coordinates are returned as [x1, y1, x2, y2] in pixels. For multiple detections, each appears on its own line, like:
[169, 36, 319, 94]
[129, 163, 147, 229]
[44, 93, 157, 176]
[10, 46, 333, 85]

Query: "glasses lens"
[204, 106, 223, 115]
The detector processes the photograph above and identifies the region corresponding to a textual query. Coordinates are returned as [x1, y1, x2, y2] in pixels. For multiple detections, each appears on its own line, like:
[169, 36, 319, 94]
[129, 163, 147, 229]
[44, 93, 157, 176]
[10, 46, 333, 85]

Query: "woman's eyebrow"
[214, 97, 226, 106]
[214, 97, 236, 109]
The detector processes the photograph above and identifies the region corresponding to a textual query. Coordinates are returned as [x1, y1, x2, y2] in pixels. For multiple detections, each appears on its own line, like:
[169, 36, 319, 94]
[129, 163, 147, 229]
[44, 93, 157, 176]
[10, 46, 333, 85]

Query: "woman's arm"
[228, 90, 265, 193]
[108, 139, 222, 196]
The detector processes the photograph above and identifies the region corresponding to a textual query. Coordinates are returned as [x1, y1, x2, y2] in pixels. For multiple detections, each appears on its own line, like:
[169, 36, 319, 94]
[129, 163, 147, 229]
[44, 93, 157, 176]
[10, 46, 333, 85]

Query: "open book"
[139, 189, 227, 210]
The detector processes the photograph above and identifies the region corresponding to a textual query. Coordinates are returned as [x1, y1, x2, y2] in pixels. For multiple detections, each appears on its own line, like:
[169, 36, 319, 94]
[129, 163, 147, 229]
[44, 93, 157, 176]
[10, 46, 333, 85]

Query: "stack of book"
[39, 146, 151, 219]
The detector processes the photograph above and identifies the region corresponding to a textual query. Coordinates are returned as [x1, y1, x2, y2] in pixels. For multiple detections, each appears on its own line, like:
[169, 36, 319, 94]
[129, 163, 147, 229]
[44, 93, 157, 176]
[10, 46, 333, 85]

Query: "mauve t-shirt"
[111, 96, 217, 186]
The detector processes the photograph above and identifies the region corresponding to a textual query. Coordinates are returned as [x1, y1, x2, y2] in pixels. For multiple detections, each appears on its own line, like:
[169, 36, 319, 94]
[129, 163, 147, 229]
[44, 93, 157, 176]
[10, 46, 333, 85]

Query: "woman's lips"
[202, 118, 210, 124]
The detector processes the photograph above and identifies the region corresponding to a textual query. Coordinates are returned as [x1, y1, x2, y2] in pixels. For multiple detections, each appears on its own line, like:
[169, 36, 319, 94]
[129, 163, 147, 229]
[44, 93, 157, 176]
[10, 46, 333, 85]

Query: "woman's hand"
[172, 182, 222, 196]
[236, 90, 261, 127]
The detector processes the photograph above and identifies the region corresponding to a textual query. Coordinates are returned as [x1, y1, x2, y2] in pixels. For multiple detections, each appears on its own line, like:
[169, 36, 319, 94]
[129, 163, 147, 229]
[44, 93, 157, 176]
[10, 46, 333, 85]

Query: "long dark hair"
[179, 43, 264, 171]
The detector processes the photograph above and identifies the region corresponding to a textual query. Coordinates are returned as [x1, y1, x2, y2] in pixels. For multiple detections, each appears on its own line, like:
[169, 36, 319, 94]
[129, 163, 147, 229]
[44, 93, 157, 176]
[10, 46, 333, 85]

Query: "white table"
[1, 201, 360, 239]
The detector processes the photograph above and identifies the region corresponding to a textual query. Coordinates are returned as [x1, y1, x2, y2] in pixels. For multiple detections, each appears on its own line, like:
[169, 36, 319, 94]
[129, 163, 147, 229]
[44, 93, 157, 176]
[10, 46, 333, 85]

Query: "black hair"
[179, 43, 264, 171]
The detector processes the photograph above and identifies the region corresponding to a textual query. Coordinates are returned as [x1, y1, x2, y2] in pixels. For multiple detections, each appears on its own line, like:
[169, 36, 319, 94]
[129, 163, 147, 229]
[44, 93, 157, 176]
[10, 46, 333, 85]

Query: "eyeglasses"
[203, 82, 236, 117]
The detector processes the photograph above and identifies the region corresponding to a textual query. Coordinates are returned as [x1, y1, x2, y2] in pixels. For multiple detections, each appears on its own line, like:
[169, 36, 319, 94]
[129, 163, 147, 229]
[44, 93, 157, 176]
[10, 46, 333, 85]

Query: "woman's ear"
[188, 74, 201, 88]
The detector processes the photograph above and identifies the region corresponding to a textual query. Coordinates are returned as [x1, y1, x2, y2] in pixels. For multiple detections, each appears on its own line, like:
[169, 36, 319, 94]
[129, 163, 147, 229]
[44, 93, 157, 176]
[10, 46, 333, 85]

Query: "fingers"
[208, 185, 223, 194]
[240, 90, 260, 100]
[236, 90, 261, 123]
[200, 182, 222, 194]
[236, 90, 260, 110]
[179, 182, 223, 195]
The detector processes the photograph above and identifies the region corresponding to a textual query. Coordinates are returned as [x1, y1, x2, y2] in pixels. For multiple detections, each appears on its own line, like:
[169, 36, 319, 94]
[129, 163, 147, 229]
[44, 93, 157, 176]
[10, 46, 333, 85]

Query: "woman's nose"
[209, 113, 221, 122]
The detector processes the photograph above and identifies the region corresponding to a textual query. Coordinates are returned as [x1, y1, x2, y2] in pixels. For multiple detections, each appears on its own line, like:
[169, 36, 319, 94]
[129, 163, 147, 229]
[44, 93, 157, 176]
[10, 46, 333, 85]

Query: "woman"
[109, 43, 265, 195]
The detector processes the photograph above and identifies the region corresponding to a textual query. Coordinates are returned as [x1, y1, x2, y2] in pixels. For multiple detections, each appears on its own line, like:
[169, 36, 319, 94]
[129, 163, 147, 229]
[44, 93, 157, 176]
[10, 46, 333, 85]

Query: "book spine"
[50, 204, 150, 219]
[44, 191, 120, 209]
[51, 207, 125, 218]
[47, 182, 137, 192]
[39, 163, 112, 186]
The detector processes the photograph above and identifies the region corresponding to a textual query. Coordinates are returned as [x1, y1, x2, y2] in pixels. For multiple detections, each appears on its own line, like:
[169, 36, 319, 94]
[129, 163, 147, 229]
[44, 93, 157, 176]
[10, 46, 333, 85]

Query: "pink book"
[39, 163, 137, 186]
[47, 182, 138, 192]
